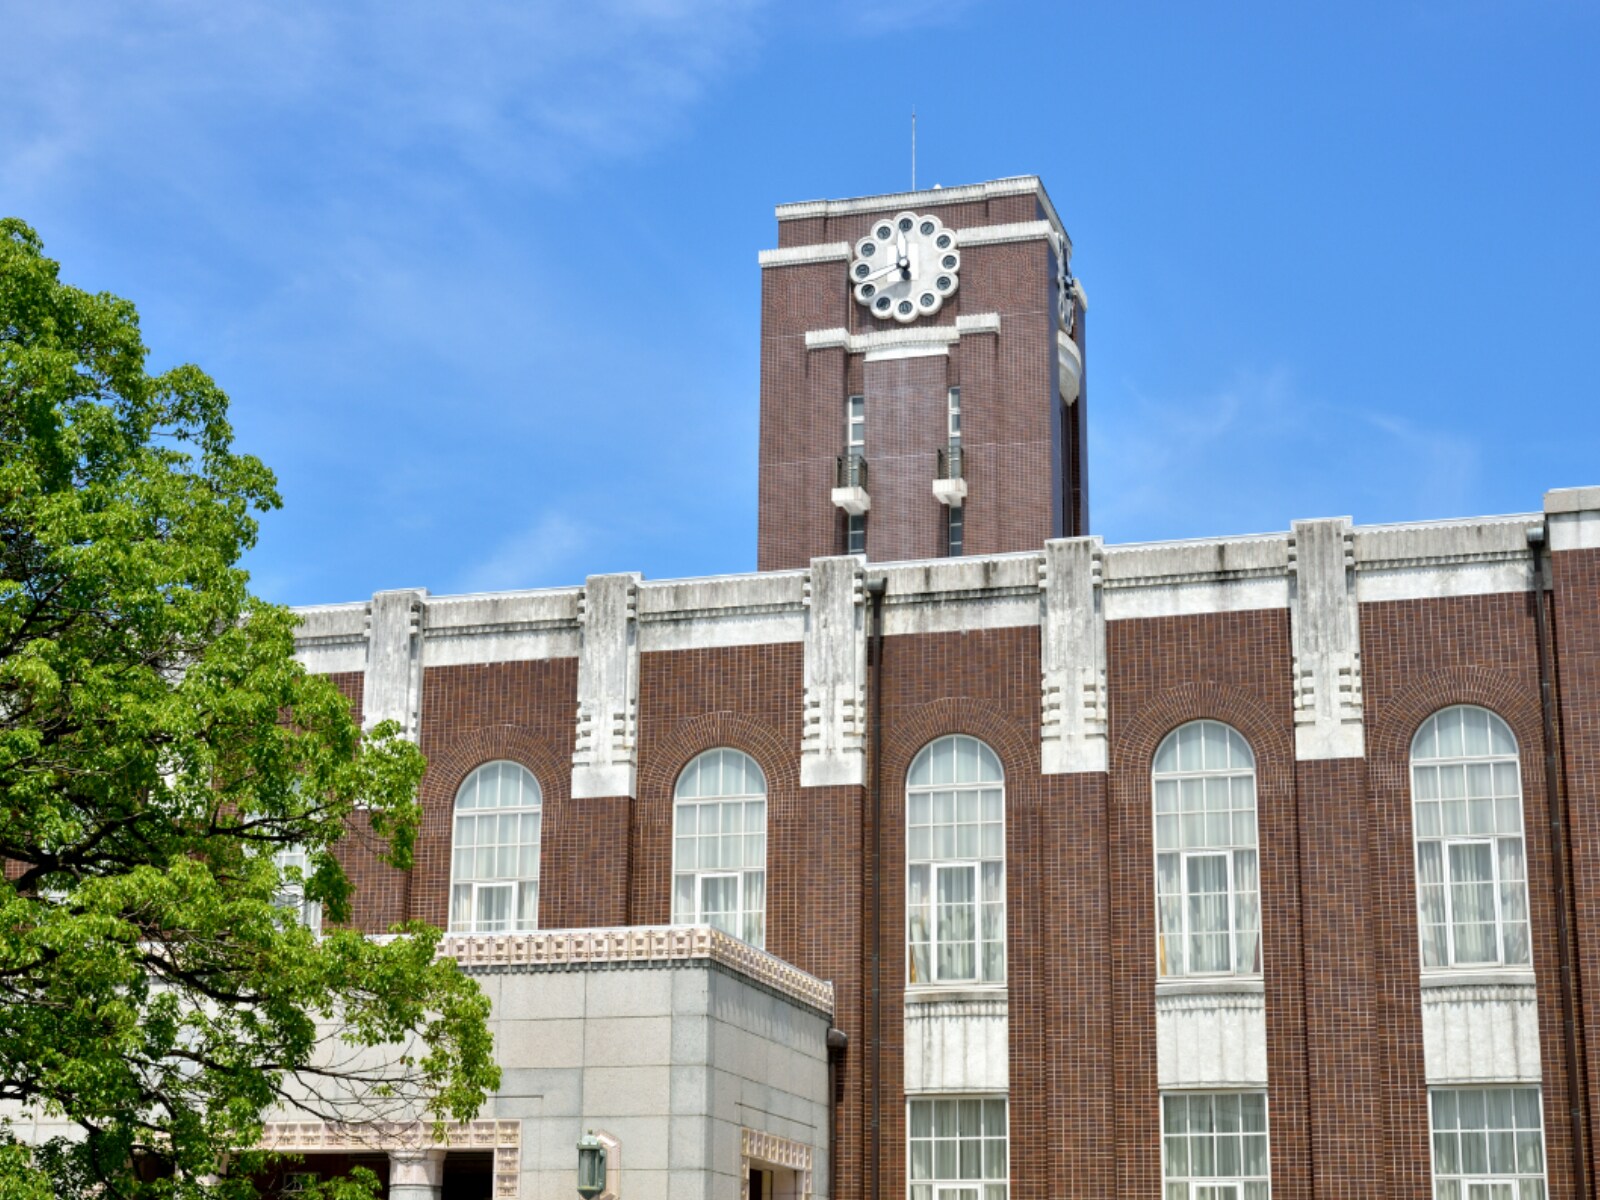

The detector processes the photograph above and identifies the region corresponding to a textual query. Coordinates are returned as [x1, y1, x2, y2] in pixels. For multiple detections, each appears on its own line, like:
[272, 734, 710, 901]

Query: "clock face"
[849, 211, 960, 324]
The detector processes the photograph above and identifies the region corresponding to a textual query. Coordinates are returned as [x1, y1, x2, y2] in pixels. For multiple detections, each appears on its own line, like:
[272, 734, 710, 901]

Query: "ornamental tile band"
[259, 1120, 521, 1198]
[437, 924, 836, 1016]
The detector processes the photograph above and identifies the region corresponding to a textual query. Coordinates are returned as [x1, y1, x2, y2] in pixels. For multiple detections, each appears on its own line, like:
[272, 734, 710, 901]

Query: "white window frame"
[1428, 1085, 1548, 1200]
[272, 846, 322, 936]
[448, 760, 543, 935]
[848, 394, 865, 450]
[672, 748, 768, 948]
[947, 386, 961, 446]
[1439, 837, 1506, 968]
[1160, 1090, 1271, 1200]
[906, 735, 1006, 988]
[906, 1094, 1009, 1200]
[1411, 705, 1530, 972]
[1152, 720, 1260, 980]
[1178, 848, 1236, 978]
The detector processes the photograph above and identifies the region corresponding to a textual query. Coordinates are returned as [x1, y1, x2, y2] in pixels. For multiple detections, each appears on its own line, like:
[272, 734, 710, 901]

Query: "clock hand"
[861, 261, 900, 283]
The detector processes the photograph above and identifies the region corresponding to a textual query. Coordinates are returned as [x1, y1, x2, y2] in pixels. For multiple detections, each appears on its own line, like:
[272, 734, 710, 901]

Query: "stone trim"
[758, 242, 852, 268]
[437, 924, 835, 1016]
[955, 219, 1056, 247]
[741, 1128, 815, 1200]
[775, 175, 1069, 250]
[258, 1119, 520, 1198]
[1288, 518, 1365, 760]
[803, 313, 1001, 357]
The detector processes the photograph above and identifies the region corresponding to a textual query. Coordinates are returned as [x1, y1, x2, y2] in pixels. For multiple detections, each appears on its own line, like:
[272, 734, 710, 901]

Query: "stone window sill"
[1155, 976, 1265, 998]
[1419, 969, 1536, 989]
[904, 985, 1008, 1006]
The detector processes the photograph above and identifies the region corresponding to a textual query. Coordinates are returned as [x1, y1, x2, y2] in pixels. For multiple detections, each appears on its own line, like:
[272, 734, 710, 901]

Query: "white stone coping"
[1545, 485, 1600, 515]
[954, 219, 1055, 247]
[260, 1119, 520, 1196]
[291, 504, 1590, 663]
[438, 924, 835, 1017]
[758, 242, 852, 268]
[775, 175, 1069, 252]
[804, 312, 1000, 356]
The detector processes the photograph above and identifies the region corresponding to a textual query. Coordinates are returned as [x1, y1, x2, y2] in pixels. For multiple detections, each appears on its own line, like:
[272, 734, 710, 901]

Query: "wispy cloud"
[1092, 366, 1482, 539]
[455, 510, 596, 593]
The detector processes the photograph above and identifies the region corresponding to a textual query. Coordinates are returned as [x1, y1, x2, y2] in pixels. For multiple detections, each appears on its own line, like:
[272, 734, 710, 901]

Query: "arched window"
[449, 761, 542, 934]
[673, 749, 767, 947]
[907, 735, 1005, 986]
[1412, 706, 1529, 968]
[1153, 720, 1260, 978]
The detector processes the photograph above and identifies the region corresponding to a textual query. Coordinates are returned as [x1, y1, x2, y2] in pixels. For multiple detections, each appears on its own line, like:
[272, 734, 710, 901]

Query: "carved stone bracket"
[1040, 538, 1107, 774]
[1288, 519, 1365, 760]
[800, 556, 867, 788]
[573, 574, 641, 799]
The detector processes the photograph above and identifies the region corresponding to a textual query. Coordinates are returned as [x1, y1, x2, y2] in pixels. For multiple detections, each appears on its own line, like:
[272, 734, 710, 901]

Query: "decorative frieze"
[1040, 537, 1107, 774]
[572, 574, 641, 800]
[365, 588, 426, 740]
[800, 556, 868, 789]
[1288, 518, 1364, 761]
[438, 924, 836, 1017]
[260, 1120, 520, 1199]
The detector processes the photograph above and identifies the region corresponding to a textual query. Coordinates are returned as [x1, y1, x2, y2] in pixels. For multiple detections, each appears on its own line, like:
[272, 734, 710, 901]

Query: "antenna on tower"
[911, 108, 917, 190]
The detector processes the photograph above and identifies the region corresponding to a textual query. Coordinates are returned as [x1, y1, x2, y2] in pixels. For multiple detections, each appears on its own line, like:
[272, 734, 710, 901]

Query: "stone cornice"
[757, 242, 851, 268]
[803, 312, 1000, 355]
[437, 924, 836, 1017]
[775, 176, 1069, 252]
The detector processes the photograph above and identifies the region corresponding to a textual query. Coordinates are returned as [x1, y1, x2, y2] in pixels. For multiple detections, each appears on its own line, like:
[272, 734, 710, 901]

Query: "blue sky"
[4, 1, 1597, 604]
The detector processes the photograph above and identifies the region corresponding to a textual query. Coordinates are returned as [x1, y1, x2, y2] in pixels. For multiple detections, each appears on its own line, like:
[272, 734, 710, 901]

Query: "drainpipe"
[865, 576, 887, 1200]
[1527, 524, 1590, 1200]
[827, 1026, 848, 1200]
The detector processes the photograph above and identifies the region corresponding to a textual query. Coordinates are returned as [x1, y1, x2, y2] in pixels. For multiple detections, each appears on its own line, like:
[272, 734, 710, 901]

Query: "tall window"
[1154, 721, 1260, 978]
[1413, 706, 1530, 969]
[848, 394, 866, 450]
[948, 386, 962, 446]
[947, 505, 964, 558]
[1162, 1092, 1270, 1200]
[449, 761, 542, 933]
[1430, 1087, 1546, 1199]
[673, 748, 767, 947]
[272, 846, 322, 935]
[907, 735, 1005, 985]
[908, 1096, 1008, 1200]
[846, 394, 867, 555]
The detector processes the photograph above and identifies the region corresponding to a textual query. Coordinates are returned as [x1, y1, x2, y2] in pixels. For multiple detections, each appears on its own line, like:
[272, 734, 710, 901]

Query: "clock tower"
[756, 175, 1086, 569]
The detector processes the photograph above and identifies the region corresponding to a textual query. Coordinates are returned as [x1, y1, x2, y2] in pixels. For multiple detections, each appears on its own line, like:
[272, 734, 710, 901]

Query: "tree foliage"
[0, 219, 499, 1198]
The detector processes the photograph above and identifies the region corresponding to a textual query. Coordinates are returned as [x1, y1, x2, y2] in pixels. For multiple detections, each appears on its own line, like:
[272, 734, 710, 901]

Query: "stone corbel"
[1288, 518, 1365, 760]
[1040, 538, 1107, 774]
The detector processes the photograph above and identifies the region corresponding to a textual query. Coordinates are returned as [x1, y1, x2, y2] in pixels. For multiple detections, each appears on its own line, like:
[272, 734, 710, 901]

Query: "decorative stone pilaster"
[1288, 518, 1364, 760]
[572, 574, 641, 800]
[365, 588, 427, 740]
[800, 556, 868, 788]
[387, 1148, 446, 1200]
[1040, 537, 1107, 774]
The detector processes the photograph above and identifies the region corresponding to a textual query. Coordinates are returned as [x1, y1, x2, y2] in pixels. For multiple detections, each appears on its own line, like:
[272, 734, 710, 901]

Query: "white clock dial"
[850, 211, 960, 324]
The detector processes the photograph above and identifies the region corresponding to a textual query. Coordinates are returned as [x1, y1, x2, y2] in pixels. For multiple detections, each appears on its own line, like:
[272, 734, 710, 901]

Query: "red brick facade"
[757, 184, 1084, 569]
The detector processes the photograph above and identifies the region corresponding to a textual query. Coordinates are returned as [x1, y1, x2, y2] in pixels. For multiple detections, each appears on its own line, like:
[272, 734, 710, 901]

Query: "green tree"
[0, 219, 498, 1198]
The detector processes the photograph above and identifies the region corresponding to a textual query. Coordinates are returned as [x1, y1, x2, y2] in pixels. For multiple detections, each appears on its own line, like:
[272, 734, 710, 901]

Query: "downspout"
[827, 1026, 848, 1200]
[865, 575, 887, 1200]
[1528, 524, 1590, 1200]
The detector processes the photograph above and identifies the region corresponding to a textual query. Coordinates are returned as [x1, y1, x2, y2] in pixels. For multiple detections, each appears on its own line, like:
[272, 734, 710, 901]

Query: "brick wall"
[759, 190, 1078, 569]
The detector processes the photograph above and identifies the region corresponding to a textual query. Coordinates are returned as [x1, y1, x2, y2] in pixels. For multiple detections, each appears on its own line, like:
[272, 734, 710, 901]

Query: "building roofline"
[775, 175, 1069, 253]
